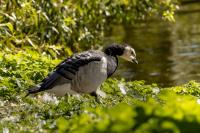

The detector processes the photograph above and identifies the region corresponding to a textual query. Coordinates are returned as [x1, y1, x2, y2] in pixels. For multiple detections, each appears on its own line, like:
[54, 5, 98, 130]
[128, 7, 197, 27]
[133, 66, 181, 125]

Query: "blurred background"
[106, 1, 200, 87]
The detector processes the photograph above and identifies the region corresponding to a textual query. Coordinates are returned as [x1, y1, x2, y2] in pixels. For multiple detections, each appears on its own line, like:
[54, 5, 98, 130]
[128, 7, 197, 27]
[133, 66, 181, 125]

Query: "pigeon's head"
[104, 44, 138, 64]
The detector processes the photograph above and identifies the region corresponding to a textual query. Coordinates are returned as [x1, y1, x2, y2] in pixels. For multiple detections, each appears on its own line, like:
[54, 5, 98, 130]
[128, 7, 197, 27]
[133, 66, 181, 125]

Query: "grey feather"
[26, 50, 104, 96]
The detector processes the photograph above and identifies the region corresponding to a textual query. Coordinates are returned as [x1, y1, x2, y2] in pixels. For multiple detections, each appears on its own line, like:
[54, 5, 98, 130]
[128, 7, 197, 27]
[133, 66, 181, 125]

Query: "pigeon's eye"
[131, 51, 134, 55]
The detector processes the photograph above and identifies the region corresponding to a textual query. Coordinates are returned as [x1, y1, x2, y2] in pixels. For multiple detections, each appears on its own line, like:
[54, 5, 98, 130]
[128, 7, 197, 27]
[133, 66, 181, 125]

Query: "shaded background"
[105, 1, 200, 87]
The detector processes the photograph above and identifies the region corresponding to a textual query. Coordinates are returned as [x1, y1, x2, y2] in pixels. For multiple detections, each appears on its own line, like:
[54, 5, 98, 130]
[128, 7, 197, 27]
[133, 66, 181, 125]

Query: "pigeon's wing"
[26, 51, 103, 95]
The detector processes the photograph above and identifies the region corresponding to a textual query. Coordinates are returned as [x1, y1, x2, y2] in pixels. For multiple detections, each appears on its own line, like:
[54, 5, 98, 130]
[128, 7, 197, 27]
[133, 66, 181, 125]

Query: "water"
[105, 3, 200, 87]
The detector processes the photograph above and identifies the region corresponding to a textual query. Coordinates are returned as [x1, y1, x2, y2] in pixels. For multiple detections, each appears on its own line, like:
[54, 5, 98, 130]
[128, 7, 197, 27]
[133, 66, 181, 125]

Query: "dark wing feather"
[55, 51, 102, 79]
[27, 51, 103, 95]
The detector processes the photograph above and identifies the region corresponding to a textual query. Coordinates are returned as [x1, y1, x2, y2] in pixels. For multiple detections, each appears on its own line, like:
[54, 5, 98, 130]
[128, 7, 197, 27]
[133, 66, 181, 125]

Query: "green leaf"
[56, 117, 69, 133]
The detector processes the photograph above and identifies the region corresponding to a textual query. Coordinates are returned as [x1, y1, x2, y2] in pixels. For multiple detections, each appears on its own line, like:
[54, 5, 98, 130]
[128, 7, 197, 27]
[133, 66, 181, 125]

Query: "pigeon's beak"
[132, 58, 138, 64]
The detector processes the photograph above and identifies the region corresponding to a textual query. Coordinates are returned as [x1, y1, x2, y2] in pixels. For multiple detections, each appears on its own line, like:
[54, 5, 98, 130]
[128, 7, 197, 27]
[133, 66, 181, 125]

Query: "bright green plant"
[0, 0, 178, 57]
[1, 51, 200, 132]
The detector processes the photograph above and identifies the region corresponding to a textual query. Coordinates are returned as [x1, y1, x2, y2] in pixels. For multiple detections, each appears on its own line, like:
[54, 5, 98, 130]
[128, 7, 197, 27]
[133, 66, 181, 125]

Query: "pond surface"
[106, 3, 200, 87]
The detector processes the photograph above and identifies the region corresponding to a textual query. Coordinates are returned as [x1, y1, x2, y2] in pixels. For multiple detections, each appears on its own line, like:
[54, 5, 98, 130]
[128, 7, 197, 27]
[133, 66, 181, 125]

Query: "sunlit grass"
[1, 51, 200, 132]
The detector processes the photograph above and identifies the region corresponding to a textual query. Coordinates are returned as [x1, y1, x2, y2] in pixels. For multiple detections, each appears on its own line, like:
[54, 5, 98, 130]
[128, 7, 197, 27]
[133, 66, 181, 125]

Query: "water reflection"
[105, 4, 200, 87]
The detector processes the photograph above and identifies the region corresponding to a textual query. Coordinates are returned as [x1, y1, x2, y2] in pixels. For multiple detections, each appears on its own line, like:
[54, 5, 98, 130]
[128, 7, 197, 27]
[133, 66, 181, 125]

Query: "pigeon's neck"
[104, 45, 125, 56]
[106, 56, 118, 78]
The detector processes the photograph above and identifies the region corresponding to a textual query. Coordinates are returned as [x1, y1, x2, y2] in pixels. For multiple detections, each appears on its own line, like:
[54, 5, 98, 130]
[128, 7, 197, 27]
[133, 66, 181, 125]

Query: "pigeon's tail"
[25, 86, 41, 97]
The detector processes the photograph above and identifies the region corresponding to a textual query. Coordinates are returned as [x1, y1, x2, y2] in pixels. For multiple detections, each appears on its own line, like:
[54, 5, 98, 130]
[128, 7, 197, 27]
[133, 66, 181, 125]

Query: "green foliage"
[0, 50, 60, 99]
[2, 1, 198, 133]
[0, 0, 178, 57]
[170, 81, 200, 97]
[1, 51, 200, 132]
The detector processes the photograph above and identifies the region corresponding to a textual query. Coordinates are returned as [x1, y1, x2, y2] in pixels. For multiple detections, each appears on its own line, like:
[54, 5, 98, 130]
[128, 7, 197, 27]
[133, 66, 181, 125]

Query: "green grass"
[1, 51, 200, 133]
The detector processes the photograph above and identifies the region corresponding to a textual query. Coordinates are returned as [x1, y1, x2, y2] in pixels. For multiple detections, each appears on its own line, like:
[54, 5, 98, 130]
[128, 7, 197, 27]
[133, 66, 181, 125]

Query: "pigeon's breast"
[71, 57, 107, 93]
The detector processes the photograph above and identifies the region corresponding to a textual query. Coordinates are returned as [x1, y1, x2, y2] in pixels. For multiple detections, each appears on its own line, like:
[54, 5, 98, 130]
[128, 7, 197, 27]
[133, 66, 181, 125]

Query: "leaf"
[6, 23, 14, 33]
[0, 23, 14, 33]
[56, 117, 69, 133]
[26, 37, 36, 49]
